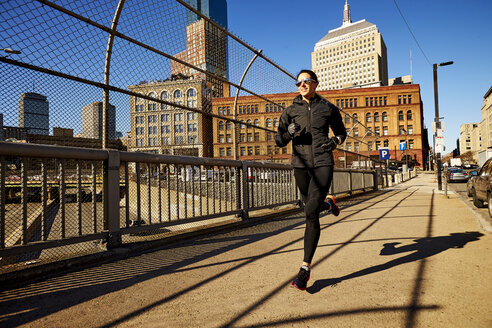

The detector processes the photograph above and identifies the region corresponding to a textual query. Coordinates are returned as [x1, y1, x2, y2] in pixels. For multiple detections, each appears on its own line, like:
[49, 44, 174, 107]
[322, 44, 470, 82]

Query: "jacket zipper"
[308, 103, 315, 167]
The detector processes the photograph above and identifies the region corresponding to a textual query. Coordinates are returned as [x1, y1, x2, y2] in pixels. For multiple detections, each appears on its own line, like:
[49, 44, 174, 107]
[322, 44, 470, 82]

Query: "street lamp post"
[433, 61, 453, 190]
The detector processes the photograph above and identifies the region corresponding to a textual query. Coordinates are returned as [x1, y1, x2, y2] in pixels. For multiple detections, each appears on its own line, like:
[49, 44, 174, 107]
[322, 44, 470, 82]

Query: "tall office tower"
[312, 0, 388, 90]
[80, 101, 116, 140]
[18, 92, 49, 135]
[171, 0, 228, 97]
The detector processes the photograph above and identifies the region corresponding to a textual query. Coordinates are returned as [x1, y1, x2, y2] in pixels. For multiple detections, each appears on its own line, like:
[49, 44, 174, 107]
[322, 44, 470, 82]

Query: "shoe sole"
[326, 195, 340, 216]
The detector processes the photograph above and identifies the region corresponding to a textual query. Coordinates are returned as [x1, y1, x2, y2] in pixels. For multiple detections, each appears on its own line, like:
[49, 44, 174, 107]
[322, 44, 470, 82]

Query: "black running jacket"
[275, 93, 347, 168]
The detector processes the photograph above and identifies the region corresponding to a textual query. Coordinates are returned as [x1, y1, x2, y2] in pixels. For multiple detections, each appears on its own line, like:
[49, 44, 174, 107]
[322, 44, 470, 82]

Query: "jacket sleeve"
[330, 106, 347, 144]
[275, 109, 293, 147]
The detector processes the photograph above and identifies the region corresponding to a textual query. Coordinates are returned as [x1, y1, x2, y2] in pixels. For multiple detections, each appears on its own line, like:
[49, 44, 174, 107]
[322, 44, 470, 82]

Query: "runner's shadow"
[307, 231, 483, 294]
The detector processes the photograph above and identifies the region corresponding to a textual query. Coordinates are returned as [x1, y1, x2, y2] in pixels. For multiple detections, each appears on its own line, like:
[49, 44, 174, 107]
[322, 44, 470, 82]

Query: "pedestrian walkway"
[1, 173, 491, 328]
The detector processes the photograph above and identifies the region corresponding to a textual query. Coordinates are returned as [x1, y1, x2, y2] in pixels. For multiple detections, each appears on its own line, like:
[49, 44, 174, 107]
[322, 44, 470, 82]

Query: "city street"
[0, 173, 491, 328]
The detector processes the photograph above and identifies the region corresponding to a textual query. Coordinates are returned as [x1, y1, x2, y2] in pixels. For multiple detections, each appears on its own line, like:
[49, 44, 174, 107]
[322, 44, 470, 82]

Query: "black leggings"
[294, 166, 334, 263]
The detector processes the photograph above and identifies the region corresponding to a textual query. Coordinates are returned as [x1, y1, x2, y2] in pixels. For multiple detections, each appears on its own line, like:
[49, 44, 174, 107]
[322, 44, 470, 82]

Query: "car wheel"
[473, 189, 485, 208]
[488, 193, 492, 218]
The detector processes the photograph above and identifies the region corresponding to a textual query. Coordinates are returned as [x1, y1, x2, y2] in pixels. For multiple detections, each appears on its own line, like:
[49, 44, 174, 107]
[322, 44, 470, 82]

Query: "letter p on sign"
[379, 148, 390, 160]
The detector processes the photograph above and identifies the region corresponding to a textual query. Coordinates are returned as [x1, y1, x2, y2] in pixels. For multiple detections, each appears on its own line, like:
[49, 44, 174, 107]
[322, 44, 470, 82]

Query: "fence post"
[373, 170, 378, 191]
[105, 150, 121, 248]
[241, 163, 250, 220]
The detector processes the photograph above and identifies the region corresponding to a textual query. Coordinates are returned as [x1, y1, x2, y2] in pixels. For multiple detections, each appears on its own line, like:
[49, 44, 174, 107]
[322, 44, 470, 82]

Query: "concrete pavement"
[0, 172, 491, 327]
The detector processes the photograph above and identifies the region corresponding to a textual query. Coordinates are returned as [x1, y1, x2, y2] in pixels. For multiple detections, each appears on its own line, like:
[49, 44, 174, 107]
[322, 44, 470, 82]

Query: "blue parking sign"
[400, 142, 406, 150]
[379, 148, 390, 160]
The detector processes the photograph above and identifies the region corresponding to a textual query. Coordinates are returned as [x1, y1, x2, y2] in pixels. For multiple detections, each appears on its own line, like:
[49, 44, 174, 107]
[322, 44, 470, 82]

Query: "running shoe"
[290, 265, 310, 290]
[326, 195, 340, 216]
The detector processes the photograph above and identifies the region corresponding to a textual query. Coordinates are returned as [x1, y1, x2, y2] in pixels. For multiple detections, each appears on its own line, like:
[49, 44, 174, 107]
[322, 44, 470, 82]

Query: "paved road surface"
[0, 173, 491, 327]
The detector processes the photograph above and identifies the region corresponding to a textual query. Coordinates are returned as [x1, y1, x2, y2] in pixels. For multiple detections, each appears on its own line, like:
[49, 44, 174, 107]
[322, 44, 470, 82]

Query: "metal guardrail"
[0, 142, 382, 271]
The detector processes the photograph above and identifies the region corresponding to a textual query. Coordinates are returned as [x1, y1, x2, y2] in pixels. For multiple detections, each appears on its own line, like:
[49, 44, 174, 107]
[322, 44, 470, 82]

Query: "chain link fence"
[0, 0, 398, 274]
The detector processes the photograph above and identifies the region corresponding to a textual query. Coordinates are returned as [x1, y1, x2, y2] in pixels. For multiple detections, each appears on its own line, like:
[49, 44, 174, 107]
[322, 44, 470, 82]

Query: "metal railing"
[0, 141, 383, 272]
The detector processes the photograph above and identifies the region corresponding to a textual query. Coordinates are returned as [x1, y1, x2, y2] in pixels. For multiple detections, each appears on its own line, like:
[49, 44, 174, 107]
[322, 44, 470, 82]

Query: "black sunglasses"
[295, 78, 317, 87]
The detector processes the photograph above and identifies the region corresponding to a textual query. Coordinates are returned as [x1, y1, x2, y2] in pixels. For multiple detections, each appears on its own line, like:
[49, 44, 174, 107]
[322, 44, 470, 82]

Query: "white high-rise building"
[312, 0, 388, 90]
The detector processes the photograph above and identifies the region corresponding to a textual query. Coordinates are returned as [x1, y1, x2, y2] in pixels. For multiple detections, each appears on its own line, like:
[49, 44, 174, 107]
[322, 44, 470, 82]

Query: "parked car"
[466, 170, 478, 197]
[470, 158, 492, 217]
[446, 168, 469, 182]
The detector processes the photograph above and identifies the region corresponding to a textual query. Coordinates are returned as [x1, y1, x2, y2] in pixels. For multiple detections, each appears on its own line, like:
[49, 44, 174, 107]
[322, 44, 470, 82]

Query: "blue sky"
[227, 0, 492, 154]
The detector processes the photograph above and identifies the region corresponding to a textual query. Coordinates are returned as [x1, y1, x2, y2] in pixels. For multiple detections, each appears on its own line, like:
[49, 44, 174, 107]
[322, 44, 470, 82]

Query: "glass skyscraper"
[186, 0, 228, 29]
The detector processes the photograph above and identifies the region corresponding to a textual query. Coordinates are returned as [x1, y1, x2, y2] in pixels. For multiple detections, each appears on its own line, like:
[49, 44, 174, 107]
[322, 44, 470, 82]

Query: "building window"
[375, 141, 381, 150]
[246, 119, 252, 127]
[174, 124, 183, 133]
[346, 142, 351, 151]
[407, 110, 412, 120]
[247, 147, 253, 155]
[399, 125, 405, 135]
[148, 115, 157, 123]
[254, 132, 260, 141]
[247, 133, 253, 142]
[254, 119, 259, 126]
[382, 112, 387, 122]
[187, 88, 196, 97]
[161, 114, 169, 122]
[160, 91, 169, 110]
[398, 111, 404, 120]
[375, 126, 380, 136]
[161, 125, 170, 134]
[240, 120, 245, 129]
[226, 134, 232, 143]
[365, 113, 371, 122]
[374, 112, 379, 122]
[383, 126, 388, 136]
[266, 118, 272, 127]
[187, 123, 197, 132]
[409, 139, 414, 149]
[384, 140, 389, 147]
[174, 90, 182, 98]
[345, 114, 350, 124]
[239, 133, 245, 142]
[219, 134, 224, 143]
[255, 146, 260, 155]
[219, 148, 225, 157]
[161, 136, 169, 145]
[188, 135, 197, 144]
[354, 142, 359, 152]
[384, 96, 387, 105]
[174, 113, 183, 121]
[353, 127, 359, 137]
[398, 95, 402, 104]
[226, 147, 232, 156]
[273, 118, 279, 127]
[407, 125, 413, 134]
[408, 95, 412, 104]
[148, 126, 157, 134]
[240, 147, 245, 156]
[226, 121, 231, 130]
[218, 121, 224, 130]
[352, 113, 358, 123]
[187, 112, 197, 120]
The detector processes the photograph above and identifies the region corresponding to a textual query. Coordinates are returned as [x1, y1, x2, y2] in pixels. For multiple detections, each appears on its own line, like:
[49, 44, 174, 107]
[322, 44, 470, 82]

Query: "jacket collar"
[293, 93, 322, 106]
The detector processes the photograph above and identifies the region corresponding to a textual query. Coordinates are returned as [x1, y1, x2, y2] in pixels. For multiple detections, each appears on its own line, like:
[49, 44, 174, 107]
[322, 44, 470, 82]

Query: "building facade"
[79, 101, 116, 140]
[311, 0, 388, 90]
[459, 123, 477, 155]
[18, 92, 49, 135]
[128, 78, 213, 157]
[212, 84, 428, 168]
[171, 0, 228, 98]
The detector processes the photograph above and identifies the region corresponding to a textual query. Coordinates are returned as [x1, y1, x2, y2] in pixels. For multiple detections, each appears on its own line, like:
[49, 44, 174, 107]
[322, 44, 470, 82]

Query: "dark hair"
[296, 69, 318, 82]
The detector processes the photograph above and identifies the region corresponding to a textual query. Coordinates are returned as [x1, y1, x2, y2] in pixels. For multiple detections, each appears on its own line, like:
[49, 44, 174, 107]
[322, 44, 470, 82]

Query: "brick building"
[212, 84, 429, 168]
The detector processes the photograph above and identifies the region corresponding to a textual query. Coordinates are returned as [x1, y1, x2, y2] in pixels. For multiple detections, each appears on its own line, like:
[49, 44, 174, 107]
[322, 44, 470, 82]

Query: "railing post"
[105, 150, 121, 248]
[373, 170, 378, 191]
[241, 163, 250, 220]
